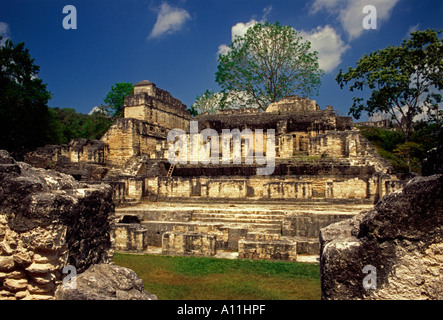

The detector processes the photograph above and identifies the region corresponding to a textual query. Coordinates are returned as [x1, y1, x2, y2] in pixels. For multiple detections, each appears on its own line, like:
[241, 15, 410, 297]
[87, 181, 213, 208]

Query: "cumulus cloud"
[217, 6, 272, 56]
[300, 25, 350, 73]
[217, 19, 258, 56]
[310, 0, 400, 40]
[148, 2, 191, 39]
[218, 18, 348, 73]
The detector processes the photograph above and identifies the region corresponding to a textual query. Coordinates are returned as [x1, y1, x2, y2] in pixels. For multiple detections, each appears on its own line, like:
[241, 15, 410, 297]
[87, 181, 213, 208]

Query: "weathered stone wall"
[124, 80, 190, 131]
[101, 118, 166, 167]
[151, 174, 389, 201]
[25, 139, 108, 167]
[266, 95, 320, 113]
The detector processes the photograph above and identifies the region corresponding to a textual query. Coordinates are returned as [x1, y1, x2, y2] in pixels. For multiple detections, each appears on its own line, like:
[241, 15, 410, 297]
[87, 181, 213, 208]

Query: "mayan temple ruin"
[24, 80, 407, 262]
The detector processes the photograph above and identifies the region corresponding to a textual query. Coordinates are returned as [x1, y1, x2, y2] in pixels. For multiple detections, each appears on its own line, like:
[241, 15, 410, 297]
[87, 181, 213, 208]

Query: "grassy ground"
[113, 252, 321, 300]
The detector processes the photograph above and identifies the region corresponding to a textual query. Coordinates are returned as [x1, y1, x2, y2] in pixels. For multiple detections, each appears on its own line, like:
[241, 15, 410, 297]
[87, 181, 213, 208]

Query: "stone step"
[282, 236, 320, 255]
[191, 212, 285, 221]
[192, 216, 282, 225]
[191, 209, 287, 215]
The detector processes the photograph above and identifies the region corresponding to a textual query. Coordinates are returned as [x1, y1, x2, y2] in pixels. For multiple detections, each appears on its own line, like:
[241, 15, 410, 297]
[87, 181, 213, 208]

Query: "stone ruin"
[320, 130, 443, 300]
[24, 80, 409, 263]
[0, 150, 156, 300]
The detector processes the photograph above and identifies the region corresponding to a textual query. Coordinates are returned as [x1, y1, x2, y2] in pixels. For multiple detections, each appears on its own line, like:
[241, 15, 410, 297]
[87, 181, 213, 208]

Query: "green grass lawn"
[112, 253, 321, 300]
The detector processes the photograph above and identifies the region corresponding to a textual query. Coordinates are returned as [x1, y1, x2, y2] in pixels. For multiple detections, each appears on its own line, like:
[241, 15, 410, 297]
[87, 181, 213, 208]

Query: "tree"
[47, 106, 113, 144]
[215, 22, 323, 111]
[0, 36, 52, 155]
[103, 82, 134, 118]
[393, 141, 423, 173]
[336, 29, 443, 142]
[190, 89, 262, 115]
[191, 90, 219, 115]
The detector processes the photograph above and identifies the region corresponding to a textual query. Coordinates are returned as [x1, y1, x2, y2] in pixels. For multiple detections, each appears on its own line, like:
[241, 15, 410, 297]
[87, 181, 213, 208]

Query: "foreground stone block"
[55, 264, 157, 300]
[0, 150, 156, 300]
[320, 174, 443, 300]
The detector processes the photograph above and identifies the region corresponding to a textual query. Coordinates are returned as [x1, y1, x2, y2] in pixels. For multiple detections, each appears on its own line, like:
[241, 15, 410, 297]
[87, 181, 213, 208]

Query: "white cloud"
[217, 44, 231, 56]
[406, 24, 420, 37]
[218, 19, 349, 73]
[148, 2, 191, 39]
[217, 19, 259, 56]
[300, 25, 350, 73]
[217, 6, 273, 56]
[0, 22, 10, 45]
[262, 5, 273, 21]
[310, 0, 400, 40]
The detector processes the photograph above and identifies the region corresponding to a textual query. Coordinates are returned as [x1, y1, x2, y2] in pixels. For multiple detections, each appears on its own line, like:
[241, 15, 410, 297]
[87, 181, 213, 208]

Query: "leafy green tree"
[47, 106, 113, 144]
[103, 82, 134, 118]
[187, 105, 199, 117]
[336, 29, 443, 141]
[393, 141, 423, 173]
[84, 105, 113, 139]
[215, 22, 323, 111]
[0, 36, 52, 155]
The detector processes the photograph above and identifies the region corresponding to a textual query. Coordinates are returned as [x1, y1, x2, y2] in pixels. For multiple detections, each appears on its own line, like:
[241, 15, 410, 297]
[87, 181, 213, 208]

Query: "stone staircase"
[113, 201, 371, 261]
[190, 209, 284, 234]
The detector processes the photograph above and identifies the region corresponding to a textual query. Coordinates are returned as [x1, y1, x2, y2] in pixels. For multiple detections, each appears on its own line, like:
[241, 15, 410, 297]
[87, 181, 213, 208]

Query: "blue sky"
[1, 0, 442, 120]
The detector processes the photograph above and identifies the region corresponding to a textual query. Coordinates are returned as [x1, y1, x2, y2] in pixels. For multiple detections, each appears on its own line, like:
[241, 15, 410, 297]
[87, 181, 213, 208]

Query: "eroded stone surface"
[0, 150, 155, 300]
[54, 263, 158, 300]
[320, 174, 443, 300]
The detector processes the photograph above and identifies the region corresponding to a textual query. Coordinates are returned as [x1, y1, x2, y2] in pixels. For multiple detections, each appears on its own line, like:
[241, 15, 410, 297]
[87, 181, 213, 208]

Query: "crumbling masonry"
[25, 81, 407, 261]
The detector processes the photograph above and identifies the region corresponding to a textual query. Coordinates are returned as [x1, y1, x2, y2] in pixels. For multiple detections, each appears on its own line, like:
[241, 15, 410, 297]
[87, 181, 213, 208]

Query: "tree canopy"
[215, 22, 324, 111]
[103, 82, 134, 118]
[190, 89, 261, 115]
[0, 36, 52, 155]
[47, 106, 113, 144]
[336, 29, 443, 141]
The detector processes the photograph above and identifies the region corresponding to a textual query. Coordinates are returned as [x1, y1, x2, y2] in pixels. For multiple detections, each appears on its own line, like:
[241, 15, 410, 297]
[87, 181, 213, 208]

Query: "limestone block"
[113, 223, 148, 252]
[162, 232, 217, 256]
[4, 278, 28, 292]
[14, 290, 29, 300]
[32, 273, 55, 285]
[238, 239, 297, 261]
[13, 251, 32, 266]
[26, 262, 57, 274]
[0, 256, 14, 272]
[54, 263, 157, 300]
[28, 281, 55, 294]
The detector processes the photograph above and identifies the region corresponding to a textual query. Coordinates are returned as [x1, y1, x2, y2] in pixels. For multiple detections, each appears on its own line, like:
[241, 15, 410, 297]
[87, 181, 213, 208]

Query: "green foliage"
[336, 29, 443, 141]
[103, 82, 134, 118]
[358, 122, 440, 174]
[0, 36, 52, 155]
[393, 141, 424, 173]
[191, 89, 219, 115]
[47, 106, 113, 144]
[216, 22, 323, 111]
[187, 104, 199, 117]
